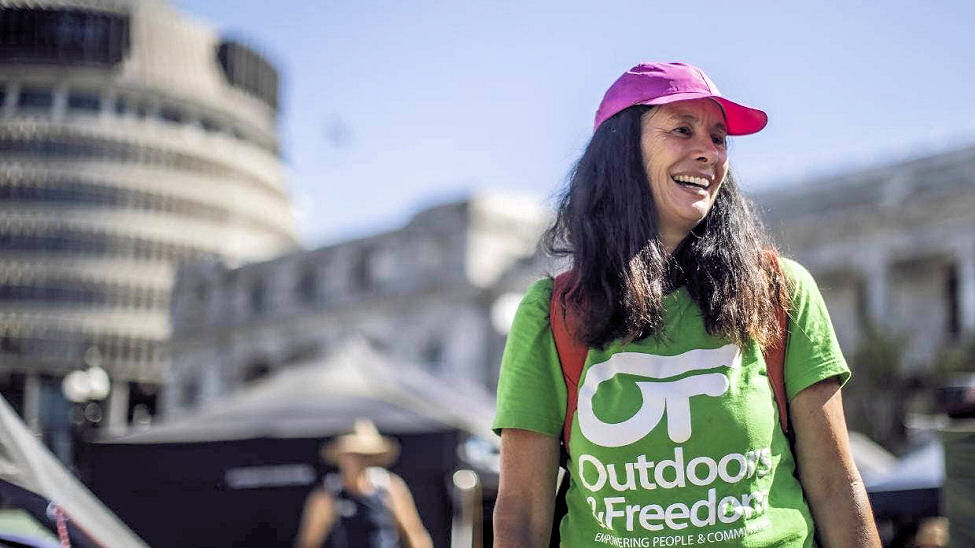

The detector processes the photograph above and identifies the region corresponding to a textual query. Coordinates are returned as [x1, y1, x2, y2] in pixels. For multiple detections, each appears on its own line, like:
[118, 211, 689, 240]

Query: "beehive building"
[0, 0, 297, 449]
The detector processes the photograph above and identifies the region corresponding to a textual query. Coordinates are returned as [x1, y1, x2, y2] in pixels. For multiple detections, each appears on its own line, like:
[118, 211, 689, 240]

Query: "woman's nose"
[694, 137, 723, 164]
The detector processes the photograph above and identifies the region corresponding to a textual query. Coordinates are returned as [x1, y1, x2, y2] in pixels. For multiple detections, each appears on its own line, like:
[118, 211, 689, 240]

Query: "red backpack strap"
[550, 271, 588, 444]
[763, 252, 791, 434]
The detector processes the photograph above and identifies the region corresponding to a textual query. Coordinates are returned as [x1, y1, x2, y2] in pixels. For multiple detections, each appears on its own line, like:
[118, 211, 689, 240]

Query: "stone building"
[167, 144, 975, 422]
[0, 0, 297, 450]
[761, 145, 975, 447]
[166, 193, 545, 414]
[761, 145, 975, 371]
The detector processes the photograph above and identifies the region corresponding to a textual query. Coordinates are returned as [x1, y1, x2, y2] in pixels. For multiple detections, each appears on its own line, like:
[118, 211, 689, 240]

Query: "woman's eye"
[674, 126, 691, 136]
[712, 135, 727, 146]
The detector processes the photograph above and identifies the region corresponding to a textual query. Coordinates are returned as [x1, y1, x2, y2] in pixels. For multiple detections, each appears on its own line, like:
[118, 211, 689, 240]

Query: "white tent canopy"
[868, 440, 944, 493]
[108, 337, 498, 445]
[0, 395, 147, 547]
[848, 431, 897, 487]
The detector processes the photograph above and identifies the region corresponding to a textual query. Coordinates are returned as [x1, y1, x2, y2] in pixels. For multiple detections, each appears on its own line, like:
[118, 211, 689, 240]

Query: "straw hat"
[913, 517, 948, 547]
[321, 418, 400, 466]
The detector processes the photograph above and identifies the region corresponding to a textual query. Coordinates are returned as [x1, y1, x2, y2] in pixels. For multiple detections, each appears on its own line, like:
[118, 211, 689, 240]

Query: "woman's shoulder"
[777, 256, 811, 280]
[776, 256, 819, 292]
[511, 277, 557, 323]
[522, 277, 555, 303]
[303, 485, 336, 510]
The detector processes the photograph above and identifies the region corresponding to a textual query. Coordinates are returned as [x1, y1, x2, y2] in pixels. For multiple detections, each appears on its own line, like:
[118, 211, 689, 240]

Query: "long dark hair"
[544, 105, 788, 349]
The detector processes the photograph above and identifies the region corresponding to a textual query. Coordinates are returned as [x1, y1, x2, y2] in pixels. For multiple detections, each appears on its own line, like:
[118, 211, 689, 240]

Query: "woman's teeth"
[672, 175, 710, 189]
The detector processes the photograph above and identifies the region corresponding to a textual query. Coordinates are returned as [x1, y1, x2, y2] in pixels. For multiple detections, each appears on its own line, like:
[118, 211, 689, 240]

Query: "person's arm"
[294, 488, 336, 548]
[791, 378, 881, 547]
[385, 473, 433, 548]
[493, 428, 560, 548]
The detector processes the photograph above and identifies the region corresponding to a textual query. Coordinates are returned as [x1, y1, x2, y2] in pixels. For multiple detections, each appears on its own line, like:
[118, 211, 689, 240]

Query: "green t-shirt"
[493, 259, 850, 547]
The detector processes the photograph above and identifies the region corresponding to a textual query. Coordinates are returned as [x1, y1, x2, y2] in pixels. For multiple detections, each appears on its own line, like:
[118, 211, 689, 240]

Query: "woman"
[492, 63, 880, 547]
[295, 419, 432, 548]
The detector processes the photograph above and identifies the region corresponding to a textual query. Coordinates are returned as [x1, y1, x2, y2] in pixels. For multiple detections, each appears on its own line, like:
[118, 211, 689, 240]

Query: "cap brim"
[637, 92, 768, 136]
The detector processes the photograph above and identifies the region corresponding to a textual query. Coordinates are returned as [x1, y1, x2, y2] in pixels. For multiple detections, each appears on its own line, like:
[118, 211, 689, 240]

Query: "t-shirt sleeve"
[779, 258, 852, 400]
[492, 278, 567, 438]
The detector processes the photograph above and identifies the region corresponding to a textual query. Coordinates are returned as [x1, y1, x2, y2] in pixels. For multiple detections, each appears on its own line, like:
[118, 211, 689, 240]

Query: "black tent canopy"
[88, 338, 498, 547]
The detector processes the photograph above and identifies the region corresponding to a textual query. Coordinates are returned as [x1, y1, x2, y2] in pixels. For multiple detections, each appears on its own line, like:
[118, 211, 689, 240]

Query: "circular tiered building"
[0, 0, 297, 449]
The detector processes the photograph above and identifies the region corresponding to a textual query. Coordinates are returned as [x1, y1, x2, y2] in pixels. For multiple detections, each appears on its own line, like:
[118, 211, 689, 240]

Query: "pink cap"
[593, 62, 768, 135]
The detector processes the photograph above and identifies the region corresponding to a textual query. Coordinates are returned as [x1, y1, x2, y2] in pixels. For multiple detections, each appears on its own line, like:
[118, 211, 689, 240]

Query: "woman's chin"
[677, 206, 711, 228]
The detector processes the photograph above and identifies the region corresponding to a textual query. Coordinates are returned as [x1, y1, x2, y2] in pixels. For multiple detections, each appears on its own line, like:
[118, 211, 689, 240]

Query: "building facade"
[166, 193, 546, 415]
[0, 0, 297, 449]
[167, 146, 975, 421]
[760, 145, 975, 371]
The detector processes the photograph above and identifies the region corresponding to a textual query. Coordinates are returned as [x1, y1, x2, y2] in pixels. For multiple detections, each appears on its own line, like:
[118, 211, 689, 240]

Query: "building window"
[200, 117, 221, 133]
[250, 278, 268, 314]
[159, 106, 183, 124]
[66, 91, 101, 113]
[296, 267, 318, 304]
[0, 87, 6, 107]
[194, 281, 208, 303]
[0, 371, 27, 417]
[0, 335, 25, 355]
[243, 361, 271, 384]
[17, 86, 54, 110]
[0, 8, 130, 66]
[422, 339, 444, 370]
[127, 382, 157, 425]
[114, 96, 127, 115]
[0, 281, 119, 306]
[216, 40, 279, 111]
[351, 249, 374, 292]
[947, 264, 961, 339]
[180, 380, 200, 408]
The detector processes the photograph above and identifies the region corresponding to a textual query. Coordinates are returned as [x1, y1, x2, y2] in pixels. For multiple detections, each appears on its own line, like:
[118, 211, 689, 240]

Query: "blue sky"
[176, 0, 975, 247]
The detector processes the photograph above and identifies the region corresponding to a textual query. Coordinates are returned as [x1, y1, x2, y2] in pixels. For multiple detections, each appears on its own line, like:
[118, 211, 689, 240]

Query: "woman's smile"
[641, 99, 729, 251]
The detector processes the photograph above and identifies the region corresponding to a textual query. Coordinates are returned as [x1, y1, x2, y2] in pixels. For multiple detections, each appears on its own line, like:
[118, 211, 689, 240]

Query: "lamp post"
[61, 347, 111, 465]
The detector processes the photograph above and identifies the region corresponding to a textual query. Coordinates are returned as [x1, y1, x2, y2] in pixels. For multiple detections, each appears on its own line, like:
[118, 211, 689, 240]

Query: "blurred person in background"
[911, 517, 948, 548]
[295, 419, 431, 548]
[492, 62, 881, 547]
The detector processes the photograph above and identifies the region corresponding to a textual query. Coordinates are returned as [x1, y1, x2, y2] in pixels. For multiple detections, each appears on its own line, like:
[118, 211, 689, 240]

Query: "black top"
[323, 473, 400, 548]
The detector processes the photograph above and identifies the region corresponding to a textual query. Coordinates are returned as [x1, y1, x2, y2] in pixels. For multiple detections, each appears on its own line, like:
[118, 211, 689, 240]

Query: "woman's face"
[640, 99, 729, 244]
[336, 452, 369, 473]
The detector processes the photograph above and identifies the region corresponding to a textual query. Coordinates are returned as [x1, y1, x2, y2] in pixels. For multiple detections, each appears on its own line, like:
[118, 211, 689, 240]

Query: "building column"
[23, 372, 40, 434]
[51, 84, 68, 122]
[862, 255, 890, 327]
[2, 83, 18, 116]
[958, 250, 975, 334]
[100, 89, 116, 122]
[105, 380, 129, 436]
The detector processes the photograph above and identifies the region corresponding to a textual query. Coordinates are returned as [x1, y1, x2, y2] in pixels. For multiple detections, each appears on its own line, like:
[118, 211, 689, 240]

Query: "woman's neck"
[341, 467, 373, 495]
[660, 230, 688, 257]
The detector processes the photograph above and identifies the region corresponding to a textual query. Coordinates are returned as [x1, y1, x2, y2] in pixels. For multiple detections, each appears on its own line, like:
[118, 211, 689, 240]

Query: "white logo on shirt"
[577, 345, 741, 446]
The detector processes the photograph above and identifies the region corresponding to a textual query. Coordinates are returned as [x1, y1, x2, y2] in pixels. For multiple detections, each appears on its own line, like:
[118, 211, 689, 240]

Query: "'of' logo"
[576, 345, 741, 447]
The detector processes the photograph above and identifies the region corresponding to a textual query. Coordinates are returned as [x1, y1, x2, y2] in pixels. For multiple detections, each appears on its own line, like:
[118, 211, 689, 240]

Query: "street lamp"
[61, 347, 111, 449]
[62, 366, 110, 404]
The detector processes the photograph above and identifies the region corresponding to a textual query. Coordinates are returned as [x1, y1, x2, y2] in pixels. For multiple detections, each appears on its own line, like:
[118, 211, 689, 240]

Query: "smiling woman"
[492, 62, 882, 548]
[640, 101, 729, 253]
